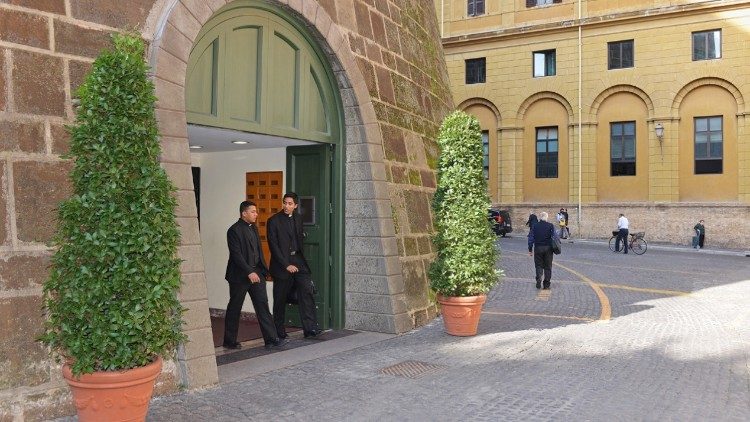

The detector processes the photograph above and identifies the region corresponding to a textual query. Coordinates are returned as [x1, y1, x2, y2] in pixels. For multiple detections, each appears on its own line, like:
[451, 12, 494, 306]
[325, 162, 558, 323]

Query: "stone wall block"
[20, 386, 75, 422]
[345, 180, 390, 200]
[154, 48, 187, 87]
[0, 50, 5, 111]
[167, 1, 202, 42]
[14, 160, 73, 243]
[0, 252, 51, 290]
[179, 0, 214, 25]
[401, 259, 429, 310]
[178, 271, 208, 302]
[12, 50, 65, 117]
[68, 60, 92, 97]
[0, 162, 6, 244]
[50, 123, 71, 155]
[178, 244, 204, 273]
[6, 0, 66, 14]
[0, 120, 45, 153]
[174, 189, 198, 218]
[181, 299, 211, 332]
[175, 216, 200, 246]
[404, 191, 433, 233]
[345, 236, 387, 255]
[345, 199, 390, 218]
[53, 20, 111, 58]
[159, 136, 191, 164]
[346, 291, 406, 314]
[203, 0, 228, 13]
[162, 162, 193, 191]
[344, 254, 400, 276]
[0, 8, 49, 49]
[154, 78, 185, 111]
[182, 354, 218, 389]
[159, 22, 192, 63]
[345, 273, 391, 294]
[345, 216, 395, 237]
[70, 0, 155, 29]
[181, 326, 214, 360]
[0, 296, 49, 389]
[156, 108, 188, 138]
[344, 309, 395, 333]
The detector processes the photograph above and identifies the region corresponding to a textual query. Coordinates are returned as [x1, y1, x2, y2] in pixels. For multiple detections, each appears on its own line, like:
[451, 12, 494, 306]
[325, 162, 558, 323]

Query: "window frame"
[692, 29, 722, 61]
[694, 116, 723, 174]
[465, 57, 486, 84]
[609, 121, 636, 176]
[533, 50, 556, 78]
[535, 127, 559, 179]
[467, 0, 485, 17]
[481, 130, 490, 180]
[526, 0, 561, 7]
[608, 40, 634, 70]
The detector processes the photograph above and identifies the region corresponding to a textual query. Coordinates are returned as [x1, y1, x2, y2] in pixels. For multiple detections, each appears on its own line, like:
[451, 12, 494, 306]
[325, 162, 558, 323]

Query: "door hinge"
[329, 202, 333, 214]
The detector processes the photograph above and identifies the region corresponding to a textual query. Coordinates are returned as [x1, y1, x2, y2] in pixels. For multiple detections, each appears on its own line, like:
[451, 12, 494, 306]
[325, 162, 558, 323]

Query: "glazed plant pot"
[62, 357, 162, 422]
[437, 294, 487, 336]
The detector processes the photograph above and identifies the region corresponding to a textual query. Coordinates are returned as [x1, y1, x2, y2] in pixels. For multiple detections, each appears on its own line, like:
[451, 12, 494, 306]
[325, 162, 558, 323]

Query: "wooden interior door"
[245, 171, 283, 264]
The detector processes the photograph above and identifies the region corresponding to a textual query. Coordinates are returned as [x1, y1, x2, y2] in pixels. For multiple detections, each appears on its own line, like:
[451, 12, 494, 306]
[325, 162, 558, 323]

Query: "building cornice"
[442, 0, 750, 49]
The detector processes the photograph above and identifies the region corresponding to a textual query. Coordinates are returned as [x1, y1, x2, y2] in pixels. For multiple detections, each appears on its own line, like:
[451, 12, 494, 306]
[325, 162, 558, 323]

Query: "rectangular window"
[692, 30, 721, 61]
[694, 116, 723, 174]
[526, 0, 561, 7]
[536, 127, 558, 178]
[533, 50, 556, 77]
[482, 130, 489, 180]
[610, 122, 636, 176]
[608, 40, 634, 69]
[465, 57, 486, 84]
[467, 0, 485, 16]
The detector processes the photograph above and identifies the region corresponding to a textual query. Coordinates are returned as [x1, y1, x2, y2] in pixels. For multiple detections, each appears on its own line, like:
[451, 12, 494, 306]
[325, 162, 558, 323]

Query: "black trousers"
[533, 245, 553, 287]
[273, 255, 319, 335]
[698, 234, 705, 248]
[615, 228, 629, 253]
[223, 280, 277, 345]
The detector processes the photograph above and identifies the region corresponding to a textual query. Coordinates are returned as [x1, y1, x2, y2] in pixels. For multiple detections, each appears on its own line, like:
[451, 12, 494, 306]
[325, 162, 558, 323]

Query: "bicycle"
[609, 231, 647, 255]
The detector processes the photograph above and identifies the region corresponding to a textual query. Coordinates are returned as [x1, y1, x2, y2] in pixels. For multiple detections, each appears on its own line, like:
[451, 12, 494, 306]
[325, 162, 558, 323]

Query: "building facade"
[437, 0, 750, 247]
[0, 0, 451, 419]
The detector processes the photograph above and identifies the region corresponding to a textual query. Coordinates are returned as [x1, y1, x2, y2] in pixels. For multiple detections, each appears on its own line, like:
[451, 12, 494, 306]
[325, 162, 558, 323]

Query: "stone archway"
[145, 0, 410, 389]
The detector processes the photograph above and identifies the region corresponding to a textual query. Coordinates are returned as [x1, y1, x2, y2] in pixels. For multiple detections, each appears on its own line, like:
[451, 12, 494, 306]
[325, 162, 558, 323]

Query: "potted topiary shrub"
[40, 33, 186, 421]
[429, 111, 501, 336]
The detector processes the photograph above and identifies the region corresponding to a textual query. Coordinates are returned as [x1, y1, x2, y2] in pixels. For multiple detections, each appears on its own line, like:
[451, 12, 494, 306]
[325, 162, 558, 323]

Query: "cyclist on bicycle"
[615, 213, 629, 254]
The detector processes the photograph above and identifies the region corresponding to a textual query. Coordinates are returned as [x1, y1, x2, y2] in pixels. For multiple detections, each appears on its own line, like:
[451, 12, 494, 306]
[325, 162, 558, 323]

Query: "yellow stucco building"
[435, 0, 750, 248]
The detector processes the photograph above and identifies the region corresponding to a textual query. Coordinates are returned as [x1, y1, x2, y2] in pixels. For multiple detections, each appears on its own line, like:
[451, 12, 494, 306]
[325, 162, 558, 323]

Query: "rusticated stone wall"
[0, 0, 453, 419]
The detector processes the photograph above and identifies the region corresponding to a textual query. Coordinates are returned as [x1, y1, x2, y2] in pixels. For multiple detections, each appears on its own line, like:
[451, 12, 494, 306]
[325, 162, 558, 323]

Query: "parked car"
[488, 209, 512, 237]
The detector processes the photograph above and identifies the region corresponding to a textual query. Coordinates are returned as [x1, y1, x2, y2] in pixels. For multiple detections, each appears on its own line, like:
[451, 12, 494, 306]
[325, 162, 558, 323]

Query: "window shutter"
[526, 0, 536, 7]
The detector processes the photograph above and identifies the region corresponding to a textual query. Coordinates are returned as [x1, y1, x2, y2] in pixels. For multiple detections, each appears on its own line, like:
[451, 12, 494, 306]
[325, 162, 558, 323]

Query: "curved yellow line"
[554, 262, 612, 321]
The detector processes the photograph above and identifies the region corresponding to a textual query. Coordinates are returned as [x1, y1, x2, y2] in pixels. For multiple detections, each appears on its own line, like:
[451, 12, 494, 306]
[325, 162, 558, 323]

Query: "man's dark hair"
[283, 192, 299, 204]
[239, 200, 256, 214]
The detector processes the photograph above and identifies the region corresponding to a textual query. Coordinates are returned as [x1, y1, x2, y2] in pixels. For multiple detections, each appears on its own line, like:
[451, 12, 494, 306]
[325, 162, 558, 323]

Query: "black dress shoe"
[542, 284, 551, 290]
[535, 281, 542, 289]
[304, 329, 323, 338]
[264, 338, 288, 349]
[222, 342, 242, 350]
[278, 332, 288, 339]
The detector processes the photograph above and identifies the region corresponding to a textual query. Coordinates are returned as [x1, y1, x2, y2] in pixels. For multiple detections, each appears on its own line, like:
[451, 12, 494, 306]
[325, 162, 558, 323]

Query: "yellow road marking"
[536, 289, 551, 301]
[595, 283, 690, 296]
[553, 262, 612, 321]
[557, 258, 711, 276]
[483, 310, 594, 322]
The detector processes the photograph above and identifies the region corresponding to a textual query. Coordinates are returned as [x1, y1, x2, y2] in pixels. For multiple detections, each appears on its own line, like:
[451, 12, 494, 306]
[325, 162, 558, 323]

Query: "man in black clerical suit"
[223, 201, 285, 349]
[267, 192, 323, 339]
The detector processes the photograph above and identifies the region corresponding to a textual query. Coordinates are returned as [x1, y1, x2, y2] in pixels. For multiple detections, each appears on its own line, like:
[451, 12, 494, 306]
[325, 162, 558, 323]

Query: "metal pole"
[577, 0, 583, 228]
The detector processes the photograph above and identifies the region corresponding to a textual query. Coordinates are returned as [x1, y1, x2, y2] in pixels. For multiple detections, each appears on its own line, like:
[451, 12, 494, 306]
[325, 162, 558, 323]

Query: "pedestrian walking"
[526, 210, 538, 231]
[562, 208, 570, 238]
[615, 213, 629, 254]
[693, 219, 706, 249]
[268, 192, 323, 339]
[556, 208, 568, 239]
[223, 201, 285, 350]
[528, 212, 559, 290]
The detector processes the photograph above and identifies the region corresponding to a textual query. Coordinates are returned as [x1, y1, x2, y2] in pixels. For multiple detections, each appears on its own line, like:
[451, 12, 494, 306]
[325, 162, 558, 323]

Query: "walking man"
[268, 192, 323, 339]
[615, 213, 629, 254]
[528, 212, 559, 290]
[223, 201, 284, 349]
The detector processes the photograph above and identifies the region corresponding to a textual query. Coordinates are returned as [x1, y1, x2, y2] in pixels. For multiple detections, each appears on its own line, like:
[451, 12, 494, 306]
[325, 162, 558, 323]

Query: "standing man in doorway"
[268, 192, 323, 339]
[223, 201, 285, 349]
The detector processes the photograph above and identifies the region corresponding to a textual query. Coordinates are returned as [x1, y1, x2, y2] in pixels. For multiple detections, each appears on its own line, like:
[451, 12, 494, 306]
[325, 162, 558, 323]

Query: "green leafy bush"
[429, 111, 500, 297]
[41, 34, 186, 376]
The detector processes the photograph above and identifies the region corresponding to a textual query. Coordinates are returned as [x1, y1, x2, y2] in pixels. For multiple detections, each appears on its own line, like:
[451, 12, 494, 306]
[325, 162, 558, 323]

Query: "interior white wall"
[191, 148, 286, 313]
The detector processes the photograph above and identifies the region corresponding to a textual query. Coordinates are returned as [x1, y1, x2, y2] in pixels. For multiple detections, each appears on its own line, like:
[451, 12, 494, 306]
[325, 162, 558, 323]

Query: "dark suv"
[488, 209, 512, 237]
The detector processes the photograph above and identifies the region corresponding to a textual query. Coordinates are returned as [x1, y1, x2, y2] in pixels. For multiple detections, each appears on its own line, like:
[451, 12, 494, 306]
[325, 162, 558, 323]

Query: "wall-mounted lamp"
[655, 123, 664, 141]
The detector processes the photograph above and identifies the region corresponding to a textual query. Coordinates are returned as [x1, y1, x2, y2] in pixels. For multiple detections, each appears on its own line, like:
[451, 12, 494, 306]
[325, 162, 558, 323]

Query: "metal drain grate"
[379, 360, 446, 379]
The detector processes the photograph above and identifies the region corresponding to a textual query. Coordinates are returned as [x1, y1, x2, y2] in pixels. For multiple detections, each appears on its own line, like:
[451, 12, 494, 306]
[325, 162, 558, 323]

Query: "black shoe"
[623, 252, 628, 254]
[278, 332, 288, 339]
[535, 281, 542, 289]
[264, 338, 288, 349]
[542, 284, 551, 290]
[222, 342, 241, 350]
[304, 329, 323, 339]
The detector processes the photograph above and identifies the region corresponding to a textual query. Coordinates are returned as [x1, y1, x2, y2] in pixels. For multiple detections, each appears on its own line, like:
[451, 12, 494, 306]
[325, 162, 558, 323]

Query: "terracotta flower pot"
[62, 357, 162, 422]
[437, 294, 487, 336]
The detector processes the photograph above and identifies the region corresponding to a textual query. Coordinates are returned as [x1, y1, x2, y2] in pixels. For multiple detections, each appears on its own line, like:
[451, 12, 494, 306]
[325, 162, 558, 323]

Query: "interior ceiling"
[187, 124, 317, 153]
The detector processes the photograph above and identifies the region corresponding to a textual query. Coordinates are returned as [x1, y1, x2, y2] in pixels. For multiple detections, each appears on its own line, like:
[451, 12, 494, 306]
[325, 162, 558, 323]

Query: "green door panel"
[270, 31, 300, 131]
[185, 37, 218, 117]
[186, 3, 339, 143]
[286, 145, 331, 329]
[227, 25, 262, 124]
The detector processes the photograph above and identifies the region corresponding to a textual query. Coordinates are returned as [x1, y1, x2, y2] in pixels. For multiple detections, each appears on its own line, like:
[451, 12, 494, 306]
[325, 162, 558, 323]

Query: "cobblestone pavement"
[143, 236, 749, 421]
